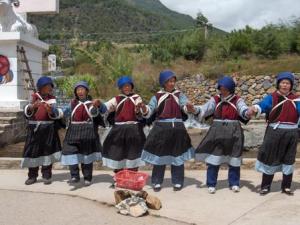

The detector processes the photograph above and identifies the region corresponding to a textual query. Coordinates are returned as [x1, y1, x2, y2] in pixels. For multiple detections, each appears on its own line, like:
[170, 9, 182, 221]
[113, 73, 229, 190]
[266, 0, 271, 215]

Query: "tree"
[196, 12, 208, 27]
[254, 27, 282, 59]
[229, 30, 253, 56]
[181, 30, 206, 61]
[196, 12, 211, 39]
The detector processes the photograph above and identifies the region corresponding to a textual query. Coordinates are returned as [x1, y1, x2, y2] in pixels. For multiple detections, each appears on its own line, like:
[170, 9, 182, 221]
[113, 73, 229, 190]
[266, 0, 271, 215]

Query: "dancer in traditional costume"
[248, 72, 300, 195]
[61, 81, 105, 186]
[22, 76, 63, 185]
[195, 76, 250, 194]
[140, 70, 196, 192]
[102, 76, 146, 184]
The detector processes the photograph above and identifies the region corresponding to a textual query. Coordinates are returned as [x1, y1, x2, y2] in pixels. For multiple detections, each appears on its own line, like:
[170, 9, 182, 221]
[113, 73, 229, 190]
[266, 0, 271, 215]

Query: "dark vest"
[213, 95, 240, 120]
[268, 92, 299, 124]
[30, 92, 56, 121]
[155, 90, 182, 120]
[70, 99, 93, 122]
[115, 94, 140, 122]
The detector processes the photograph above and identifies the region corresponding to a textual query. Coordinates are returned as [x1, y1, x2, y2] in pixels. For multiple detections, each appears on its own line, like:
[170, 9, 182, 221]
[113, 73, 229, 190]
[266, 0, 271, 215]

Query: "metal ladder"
[17, 46, 36, 92]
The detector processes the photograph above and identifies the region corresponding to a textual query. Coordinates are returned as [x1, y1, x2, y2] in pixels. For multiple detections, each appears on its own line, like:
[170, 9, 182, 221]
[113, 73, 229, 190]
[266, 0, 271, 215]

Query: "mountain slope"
[29, 0, 196, 41]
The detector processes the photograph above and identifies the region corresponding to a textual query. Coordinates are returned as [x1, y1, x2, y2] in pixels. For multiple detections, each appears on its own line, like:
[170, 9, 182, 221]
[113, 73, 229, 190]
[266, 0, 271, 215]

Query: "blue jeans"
[206, 164, 240, 187]
[151, 164, 184, 185]
[69, 163, 93, 181]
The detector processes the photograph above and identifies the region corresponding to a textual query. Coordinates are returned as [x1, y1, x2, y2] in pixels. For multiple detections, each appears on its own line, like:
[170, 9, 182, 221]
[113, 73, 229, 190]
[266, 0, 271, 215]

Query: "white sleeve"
[236, 98, 249, 120]
[24, 104, 34, 118]
[104, 97, 118, 112]
[142, 96, 157, 119]
[135, 95, 143, 105]
[194, 97, 216, 120]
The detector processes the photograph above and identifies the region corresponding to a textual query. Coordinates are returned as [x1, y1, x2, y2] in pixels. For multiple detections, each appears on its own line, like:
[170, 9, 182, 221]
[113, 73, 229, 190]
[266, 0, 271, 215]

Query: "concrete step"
[0, 111, 23, 118]
[0, 117, 18, 124]
[0, 142, 24, 157]
[0, 110, 26, 147]
[0, 124, 13, 131]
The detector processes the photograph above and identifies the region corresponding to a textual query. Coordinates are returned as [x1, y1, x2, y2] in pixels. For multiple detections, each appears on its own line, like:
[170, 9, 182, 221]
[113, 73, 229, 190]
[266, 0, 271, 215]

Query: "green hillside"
[29, 0, 196, 41]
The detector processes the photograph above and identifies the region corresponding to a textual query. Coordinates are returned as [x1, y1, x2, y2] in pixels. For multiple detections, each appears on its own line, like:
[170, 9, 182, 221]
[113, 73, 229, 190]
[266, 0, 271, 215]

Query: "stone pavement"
[0, 169, 300, 225]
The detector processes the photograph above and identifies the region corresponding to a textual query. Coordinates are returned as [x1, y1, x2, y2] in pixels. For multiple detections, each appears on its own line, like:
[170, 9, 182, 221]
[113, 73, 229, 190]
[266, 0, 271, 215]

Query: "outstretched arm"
[194, 97, 216, 121]
[236, 98, 250, 120]
[248, 95, 273, 118]
[140, 96, 157, 119]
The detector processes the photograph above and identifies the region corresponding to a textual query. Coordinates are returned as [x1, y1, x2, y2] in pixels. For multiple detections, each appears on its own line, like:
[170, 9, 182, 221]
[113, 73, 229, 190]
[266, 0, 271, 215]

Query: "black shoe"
[109, 182, 116, 189]
[69, 177, 80, 184]
[173, 184, 183, 191]
[282, 188, 294, 196]
[43, 178, 52, 185]
[153, 184, 162, 192]
[259, 188, 270, 196]
[25, 178, 37, 185]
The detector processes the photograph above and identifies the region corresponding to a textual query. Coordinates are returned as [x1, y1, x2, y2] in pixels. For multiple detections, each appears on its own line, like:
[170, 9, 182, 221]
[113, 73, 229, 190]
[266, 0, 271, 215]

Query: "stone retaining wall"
[177, 73, 300, 105]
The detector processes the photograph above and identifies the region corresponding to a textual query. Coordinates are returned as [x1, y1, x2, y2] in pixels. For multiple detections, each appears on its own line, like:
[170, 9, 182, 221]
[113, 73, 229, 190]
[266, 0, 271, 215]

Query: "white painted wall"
[0, 32, 48, 110]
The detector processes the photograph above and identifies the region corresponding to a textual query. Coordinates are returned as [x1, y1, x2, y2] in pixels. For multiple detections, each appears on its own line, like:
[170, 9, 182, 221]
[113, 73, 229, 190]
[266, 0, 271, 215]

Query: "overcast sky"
[160, 0, 300, 31]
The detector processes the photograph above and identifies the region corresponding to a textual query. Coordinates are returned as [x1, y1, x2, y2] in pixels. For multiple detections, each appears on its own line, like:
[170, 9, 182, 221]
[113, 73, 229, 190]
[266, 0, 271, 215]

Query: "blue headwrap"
[36, 76, 54, 90]
[74, 81, 90, 91]
[276, 72, 294, 90]
[117, 76, 134, 89]
[159, 70, 176, 87]
[217, 76, 236, 93]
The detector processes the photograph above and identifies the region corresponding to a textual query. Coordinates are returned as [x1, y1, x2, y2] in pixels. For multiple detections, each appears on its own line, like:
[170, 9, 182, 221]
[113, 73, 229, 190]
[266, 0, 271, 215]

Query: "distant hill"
[29, 0, 197, 41]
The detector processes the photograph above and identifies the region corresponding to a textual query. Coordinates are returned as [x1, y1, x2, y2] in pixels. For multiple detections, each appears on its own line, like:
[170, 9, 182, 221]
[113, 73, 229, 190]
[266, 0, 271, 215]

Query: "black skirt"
[102, 123, 146, 169]
[61, 123, 102, 165]
[195, 120, 244, 167]
[141, 121, 194, 166]
[21, 122, 61, 168]
[256, 126, 298, 175]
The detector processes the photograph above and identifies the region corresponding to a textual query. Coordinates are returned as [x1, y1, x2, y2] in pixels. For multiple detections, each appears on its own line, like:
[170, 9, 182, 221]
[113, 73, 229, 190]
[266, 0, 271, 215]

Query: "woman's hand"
[246, 106, 258, 118]
[186, 102, 196, 114]
[44, 103, 52, 114]
[136, 102, 147, 114]
[92, 99, 101, 108]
